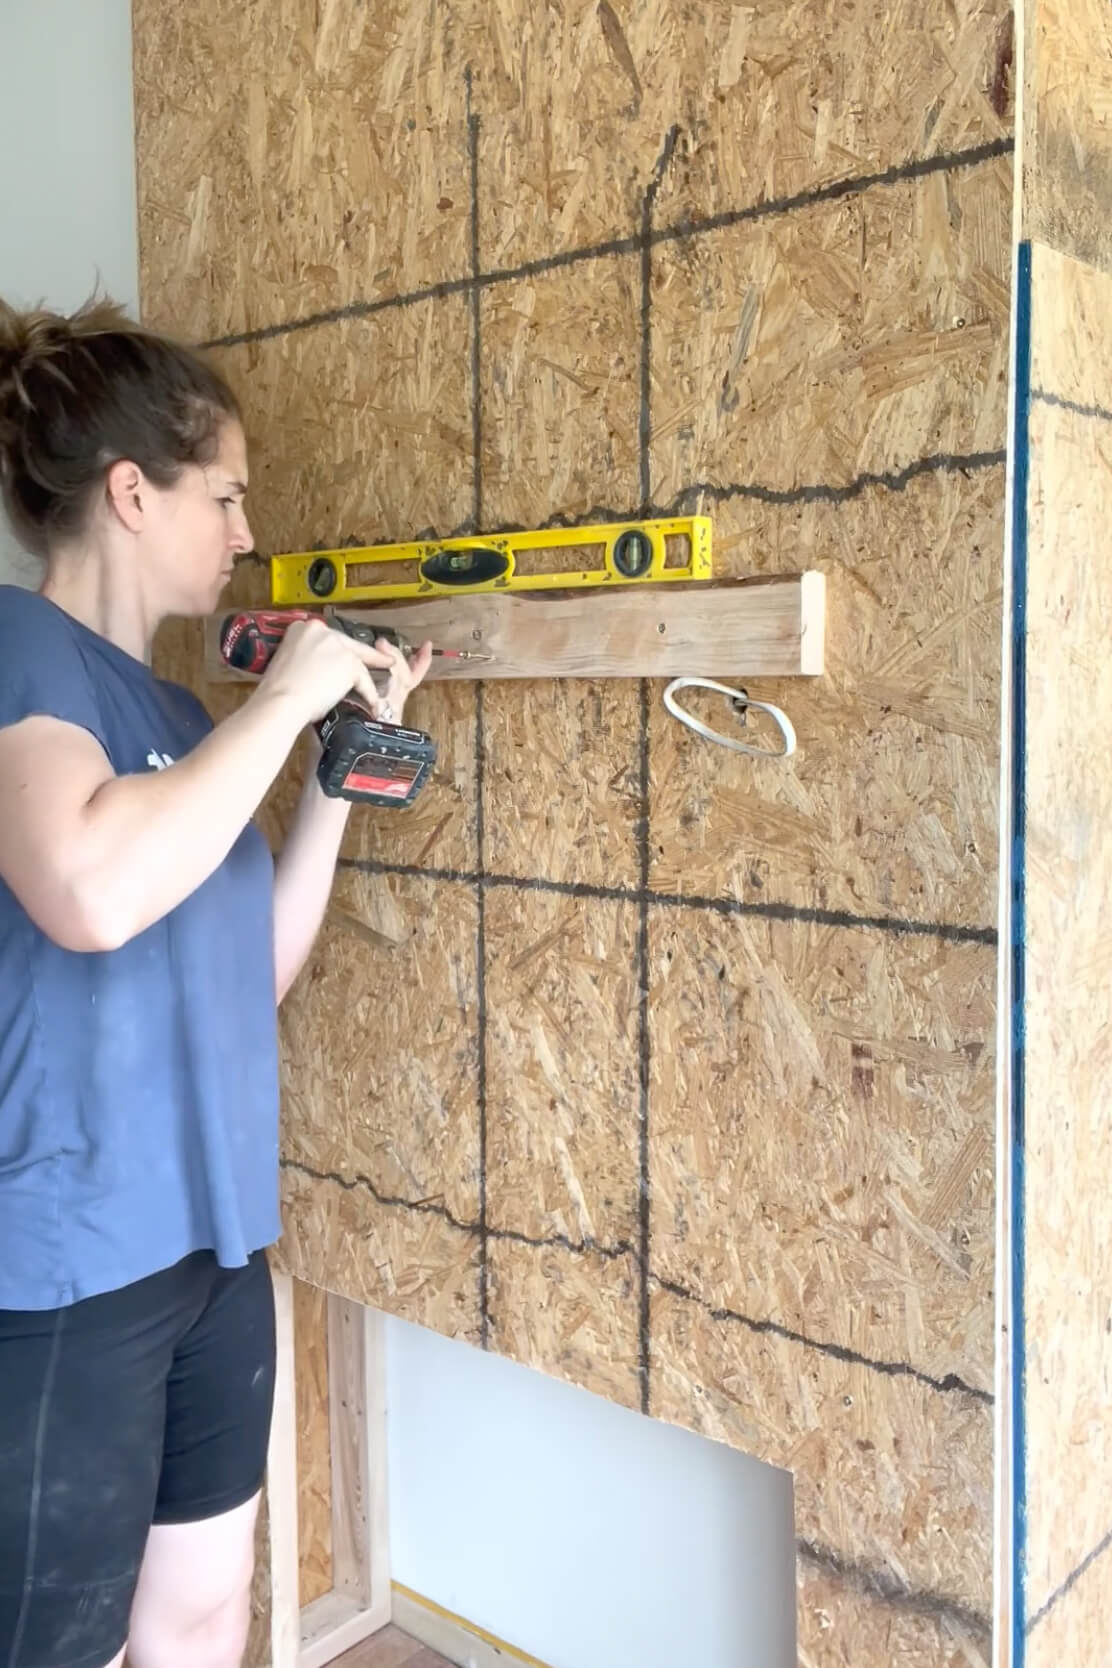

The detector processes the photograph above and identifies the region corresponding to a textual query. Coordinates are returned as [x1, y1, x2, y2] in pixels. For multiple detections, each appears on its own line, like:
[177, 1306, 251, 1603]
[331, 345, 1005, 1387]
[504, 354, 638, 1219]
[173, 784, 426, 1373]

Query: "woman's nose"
[229, 510, 254, 554]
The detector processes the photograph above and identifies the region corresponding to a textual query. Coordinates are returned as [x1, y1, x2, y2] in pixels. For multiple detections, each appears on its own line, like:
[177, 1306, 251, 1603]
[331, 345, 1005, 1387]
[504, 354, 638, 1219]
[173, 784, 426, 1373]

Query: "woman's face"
[144, 419, 254, 617]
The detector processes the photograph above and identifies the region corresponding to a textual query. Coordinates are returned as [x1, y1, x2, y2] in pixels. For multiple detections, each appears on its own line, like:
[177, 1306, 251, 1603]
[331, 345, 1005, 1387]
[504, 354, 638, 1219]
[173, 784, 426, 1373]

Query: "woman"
[0, 298, 431, 1668]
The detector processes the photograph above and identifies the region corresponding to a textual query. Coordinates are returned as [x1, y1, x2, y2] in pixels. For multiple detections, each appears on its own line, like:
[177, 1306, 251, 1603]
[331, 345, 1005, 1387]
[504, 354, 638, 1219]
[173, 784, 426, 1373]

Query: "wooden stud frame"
[266, 1273, 391, 1668]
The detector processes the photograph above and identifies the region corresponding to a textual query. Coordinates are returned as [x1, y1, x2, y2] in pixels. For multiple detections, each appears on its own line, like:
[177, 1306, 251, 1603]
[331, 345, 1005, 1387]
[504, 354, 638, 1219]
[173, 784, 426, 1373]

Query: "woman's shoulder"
[0, 581, 54, 612]
[0, 583, 80, 650]
[0, 584, 112, 742]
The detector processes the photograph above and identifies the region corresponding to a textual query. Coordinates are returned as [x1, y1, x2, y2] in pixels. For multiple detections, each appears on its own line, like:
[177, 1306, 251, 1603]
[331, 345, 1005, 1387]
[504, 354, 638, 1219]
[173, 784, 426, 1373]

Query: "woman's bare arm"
[0, 620, 392, 952]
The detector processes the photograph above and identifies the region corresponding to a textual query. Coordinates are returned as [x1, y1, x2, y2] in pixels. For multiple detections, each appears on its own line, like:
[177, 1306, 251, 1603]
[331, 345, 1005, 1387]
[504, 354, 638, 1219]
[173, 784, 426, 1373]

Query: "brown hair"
[0, 296, 240, 556]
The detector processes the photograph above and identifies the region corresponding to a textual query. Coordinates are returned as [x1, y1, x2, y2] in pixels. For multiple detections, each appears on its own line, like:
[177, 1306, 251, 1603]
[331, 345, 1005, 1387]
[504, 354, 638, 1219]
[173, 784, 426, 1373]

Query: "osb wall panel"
[1025, 1541, 1111, 1668]
[134, 1, 1013, 1659]
[1021, 0, 1112, 272]
[650, 921, 996, 1398]
[1020, 244, 1112, 1657]
[797, 1561, 989, 1668]
[1013, 2, 1112, 1654]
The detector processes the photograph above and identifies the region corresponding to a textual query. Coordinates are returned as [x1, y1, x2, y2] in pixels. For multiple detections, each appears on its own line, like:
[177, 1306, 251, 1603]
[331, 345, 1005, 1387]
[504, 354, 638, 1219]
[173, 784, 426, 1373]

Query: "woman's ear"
[104, 458, 145, 533]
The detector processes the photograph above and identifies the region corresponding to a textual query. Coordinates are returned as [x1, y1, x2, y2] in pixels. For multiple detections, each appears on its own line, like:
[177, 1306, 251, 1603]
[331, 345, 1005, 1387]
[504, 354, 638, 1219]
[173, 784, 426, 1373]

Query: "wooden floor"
[333, 1624, 455, 1668]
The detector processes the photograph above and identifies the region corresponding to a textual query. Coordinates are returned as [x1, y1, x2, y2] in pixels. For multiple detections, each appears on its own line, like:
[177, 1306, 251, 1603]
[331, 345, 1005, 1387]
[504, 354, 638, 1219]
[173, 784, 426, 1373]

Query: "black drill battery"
[315, 700, 437, 808]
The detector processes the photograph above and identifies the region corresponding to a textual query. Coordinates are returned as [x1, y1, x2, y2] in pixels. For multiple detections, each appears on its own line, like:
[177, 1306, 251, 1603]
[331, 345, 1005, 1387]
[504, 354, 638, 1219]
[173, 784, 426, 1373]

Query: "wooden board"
[295, 1282, 334, 1607]
[265, 1276, 392, 1668]
[202, 574, 825, 683]
[391, 1587, 552, 1668]
[339, 1627, 455, 1668]
[267, 1271, 302, 1668]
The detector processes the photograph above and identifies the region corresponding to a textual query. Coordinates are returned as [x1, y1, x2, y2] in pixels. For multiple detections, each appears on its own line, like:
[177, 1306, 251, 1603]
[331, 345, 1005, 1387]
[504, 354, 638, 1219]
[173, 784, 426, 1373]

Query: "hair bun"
[1, 302, 66, 370]
[0, 304, 68, 425]
[3, 292, 133, 357]
[0, 301, 39, 446]
[0, 298, 132, 439]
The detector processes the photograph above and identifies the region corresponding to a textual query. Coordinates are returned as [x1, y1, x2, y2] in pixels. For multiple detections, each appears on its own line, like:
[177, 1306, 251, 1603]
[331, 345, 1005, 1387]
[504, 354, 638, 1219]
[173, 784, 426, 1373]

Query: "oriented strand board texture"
[1020, 243, 1112, 1653]
[1026, 1539, 1112, 1668]
[797, 1559, 991, 1668]
[135, 2, 1013, 1660]
[1021, 0, 1112, 271]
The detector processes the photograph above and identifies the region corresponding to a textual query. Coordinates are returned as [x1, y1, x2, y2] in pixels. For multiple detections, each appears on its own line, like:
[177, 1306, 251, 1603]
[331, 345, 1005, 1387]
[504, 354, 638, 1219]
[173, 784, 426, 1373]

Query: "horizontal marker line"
[654, 1274, 992, 1404]
[203, 137, 1013, 350]
[282, 1161, 988, 1401]
[1032, 386, 1112, 425]
[337, 857, 997, 947]
[798, 1536, 992, 1639]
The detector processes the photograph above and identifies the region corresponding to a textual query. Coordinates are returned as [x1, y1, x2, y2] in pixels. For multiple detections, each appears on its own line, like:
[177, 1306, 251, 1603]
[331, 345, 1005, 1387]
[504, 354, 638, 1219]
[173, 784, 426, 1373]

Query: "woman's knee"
[127, 1497, 259, 1668]
[128, 1572, 253, 1668]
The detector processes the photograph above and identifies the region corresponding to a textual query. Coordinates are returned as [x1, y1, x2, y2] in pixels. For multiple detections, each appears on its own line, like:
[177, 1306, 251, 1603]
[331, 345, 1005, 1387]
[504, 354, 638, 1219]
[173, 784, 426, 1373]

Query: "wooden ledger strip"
[204, 574, 825, 684]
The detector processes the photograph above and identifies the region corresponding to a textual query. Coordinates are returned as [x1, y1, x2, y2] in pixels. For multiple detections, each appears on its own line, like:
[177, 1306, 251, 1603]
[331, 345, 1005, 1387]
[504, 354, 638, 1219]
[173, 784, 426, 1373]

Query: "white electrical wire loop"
[663, 677, 796, 758]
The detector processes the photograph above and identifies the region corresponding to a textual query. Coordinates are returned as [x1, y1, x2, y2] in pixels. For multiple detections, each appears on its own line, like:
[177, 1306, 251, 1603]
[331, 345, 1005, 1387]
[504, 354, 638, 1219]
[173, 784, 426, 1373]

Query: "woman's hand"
[256, 620, 433, 729]
[256, 618, 400, 725]
[367, 635, 433, 726]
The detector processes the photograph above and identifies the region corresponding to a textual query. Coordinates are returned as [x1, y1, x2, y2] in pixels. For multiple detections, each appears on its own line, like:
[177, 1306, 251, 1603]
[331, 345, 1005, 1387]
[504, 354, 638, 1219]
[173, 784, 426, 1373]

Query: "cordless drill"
[218, 609, 437, 808]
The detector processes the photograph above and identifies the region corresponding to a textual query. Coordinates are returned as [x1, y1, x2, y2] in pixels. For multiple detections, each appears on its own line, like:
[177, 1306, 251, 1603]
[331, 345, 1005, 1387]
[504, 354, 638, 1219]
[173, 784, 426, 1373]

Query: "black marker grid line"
[203, 137, 1013, 354]
[797, 1537, 992, 1642]
[1027, 1521, 1112, 1634]
[338, 855, 998, 948]
[1031, 385, 1112, 426]
[279, 1157, 992, 1410]
[361, 447, 1004, 552]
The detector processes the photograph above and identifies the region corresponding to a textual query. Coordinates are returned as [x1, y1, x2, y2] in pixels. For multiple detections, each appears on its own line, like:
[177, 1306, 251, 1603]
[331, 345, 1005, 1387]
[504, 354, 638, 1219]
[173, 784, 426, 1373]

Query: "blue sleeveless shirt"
[0, 586, 280, 1309]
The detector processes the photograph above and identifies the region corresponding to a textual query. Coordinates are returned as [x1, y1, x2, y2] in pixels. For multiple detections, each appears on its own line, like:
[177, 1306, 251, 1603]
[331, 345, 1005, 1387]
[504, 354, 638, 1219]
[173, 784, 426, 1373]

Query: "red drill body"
[217, 610, 437, 809]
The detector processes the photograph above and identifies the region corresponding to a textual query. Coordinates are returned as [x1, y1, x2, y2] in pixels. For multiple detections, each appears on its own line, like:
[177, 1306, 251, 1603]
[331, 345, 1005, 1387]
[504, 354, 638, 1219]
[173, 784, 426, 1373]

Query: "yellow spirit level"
[269, 516, 712, 606]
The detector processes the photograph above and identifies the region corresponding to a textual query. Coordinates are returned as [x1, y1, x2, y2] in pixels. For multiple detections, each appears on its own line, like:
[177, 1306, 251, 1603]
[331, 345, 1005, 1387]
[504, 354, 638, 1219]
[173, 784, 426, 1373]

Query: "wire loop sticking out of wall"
[663, 677, 796, 758]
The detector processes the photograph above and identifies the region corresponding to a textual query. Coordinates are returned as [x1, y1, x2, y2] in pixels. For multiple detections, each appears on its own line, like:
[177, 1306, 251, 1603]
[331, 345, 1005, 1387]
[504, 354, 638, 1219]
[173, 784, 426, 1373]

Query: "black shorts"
[0, 1249, 276, 1668]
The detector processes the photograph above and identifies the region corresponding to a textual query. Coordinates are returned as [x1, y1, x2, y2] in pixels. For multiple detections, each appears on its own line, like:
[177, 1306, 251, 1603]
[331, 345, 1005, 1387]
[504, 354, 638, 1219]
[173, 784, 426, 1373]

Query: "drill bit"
[328, 611, 493, 661]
